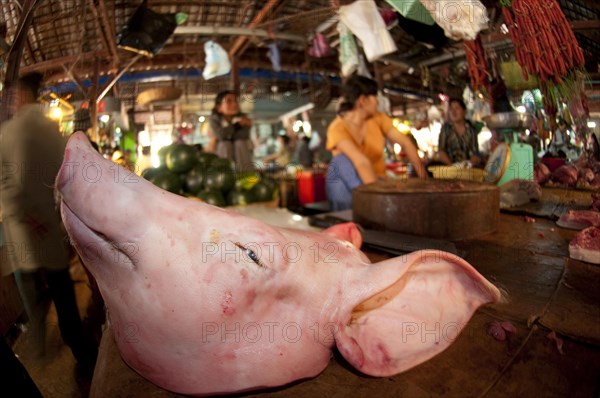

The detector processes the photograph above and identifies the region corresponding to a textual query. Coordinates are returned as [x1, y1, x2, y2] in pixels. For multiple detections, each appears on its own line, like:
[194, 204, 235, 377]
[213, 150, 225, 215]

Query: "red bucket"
[297, 171, 326, 206]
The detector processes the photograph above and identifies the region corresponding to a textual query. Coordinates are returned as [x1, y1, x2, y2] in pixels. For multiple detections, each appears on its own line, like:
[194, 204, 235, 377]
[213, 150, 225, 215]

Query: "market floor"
[10, 258, 98, 398]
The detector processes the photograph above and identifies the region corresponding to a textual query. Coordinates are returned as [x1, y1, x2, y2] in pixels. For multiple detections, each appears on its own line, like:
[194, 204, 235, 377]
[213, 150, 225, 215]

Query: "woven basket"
[137, 87, 182, 106]
[428, 166, 487, 182]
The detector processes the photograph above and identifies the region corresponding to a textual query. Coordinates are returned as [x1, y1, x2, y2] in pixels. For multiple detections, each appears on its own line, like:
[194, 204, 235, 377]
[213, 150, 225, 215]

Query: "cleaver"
[308, 211, 458, 255]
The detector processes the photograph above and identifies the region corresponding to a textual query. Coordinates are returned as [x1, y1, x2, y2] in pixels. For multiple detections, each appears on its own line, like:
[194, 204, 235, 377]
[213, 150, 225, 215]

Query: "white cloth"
[338, 0, 397, 62]
[337, 22, 359, 77]
[418, 0, 488, 41]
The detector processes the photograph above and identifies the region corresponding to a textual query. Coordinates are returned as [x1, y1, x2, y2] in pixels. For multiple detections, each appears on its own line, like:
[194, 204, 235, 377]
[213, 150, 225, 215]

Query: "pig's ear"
[334, 250, 500, 377]
[322, 222, 363, 248]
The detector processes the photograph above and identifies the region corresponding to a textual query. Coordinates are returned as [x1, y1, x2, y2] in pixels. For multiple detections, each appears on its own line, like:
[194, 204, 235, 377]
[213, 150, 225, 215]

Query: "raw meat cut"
[568, 227, 600, 264]
[557, 210, 600, 230]
[549, 165, 578, 187]
[534, 162, 551, 185]
[56, 132, 502, 396]
[500, 179, 542, 208]
[592, 194, 600, 212]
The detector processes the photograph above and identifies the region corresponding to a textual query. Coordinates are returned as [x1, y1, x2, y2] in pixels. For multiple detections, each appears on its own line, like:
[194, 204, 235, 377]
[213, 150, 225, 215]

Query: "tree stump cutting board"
[353, 179, 500, 240]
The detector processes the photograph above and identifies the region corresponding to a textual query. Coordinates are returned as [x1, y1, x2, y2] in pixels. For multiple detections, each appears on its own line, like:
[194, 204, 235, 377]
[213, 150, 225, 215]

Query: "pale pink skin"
[57, 132, 501, 396]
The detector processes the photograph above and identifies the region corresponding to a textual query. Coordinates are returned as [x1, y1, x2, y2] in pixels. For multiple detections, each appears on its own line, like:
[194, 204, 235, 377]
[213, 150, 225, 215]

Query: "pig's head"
[57, 132, 500, 396]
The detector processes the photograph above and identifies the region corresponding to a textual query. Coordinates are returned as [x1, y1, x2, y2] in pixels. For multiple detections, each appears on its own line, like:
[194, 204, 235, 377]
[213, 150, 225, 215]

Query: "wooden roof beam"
[173, 25, 305, 43]
[97, 0, 119, 64]
[228, 0, 280, 58]
[96, 54, 142, 104]
[19, 50, 109, 75]
[25, 36, 37, 64]
[87, 0, 118, 71]
[61, 64, 88, 99]
[44, 58, 339, 88]
[1, 0, 43, 122]
[2, 0, 42, 83]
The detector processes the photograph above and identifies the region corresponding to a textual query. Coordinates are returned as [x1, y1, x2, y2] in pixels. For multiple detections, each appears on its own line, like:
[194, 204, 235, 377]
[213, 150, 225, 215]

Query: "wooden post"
[1, 0, 42, 123]
[231, 56, 240, 96]
[374, 61, 384, 91]
[89, 59, 100, 143]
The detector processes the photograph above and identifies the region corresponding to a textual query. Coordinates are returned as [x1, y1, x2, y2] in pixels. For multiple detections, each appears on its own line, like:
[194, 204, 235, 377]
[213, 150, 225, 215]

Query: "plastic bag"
[356, 53, 372, 78]
[308, 32, 332, 58]
[338, 0, 397, 62]
[117, 2, 177, 57]
[385, 0, 435, 25]
[337, 22, 359, 77]
[202, 41, 231, 80]
[377, 91, 391, 115]
[418, 0, 488, 41]
[267, 42, 281, 72]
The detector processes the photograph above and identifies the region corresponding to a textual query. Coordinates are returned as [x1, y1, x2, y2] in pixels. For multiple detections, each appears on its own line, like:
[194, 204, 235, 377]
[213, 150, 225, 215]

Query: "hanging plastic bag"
[418, 0, 488, 41]
[267, 42, 281, 72]
[308, 32, 332, 58]
[202, 40, 231, 80]
[377, 91, 391, 115]
[385, 0, 435, 25]
[338, 0, 397, 62]
[117, 1, 178, 57]
[337, 22, 359, 77]
[356, 53, 372, 78]
[378, 6, 399, 26]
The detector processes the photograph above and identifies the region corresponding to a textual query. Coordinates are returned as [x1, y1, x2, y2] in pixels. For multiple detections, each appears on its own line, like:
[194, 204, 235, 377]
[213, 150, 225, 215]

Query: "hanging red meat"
[464, 35, 492, 103]
[500, 0, 586, 102]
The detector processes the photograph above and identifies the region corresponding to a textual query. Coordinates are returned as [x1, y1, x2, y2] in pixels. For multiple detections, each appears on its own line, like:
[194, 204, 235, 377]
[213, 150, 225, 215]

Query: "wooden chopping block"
[353, 179, 499, 240]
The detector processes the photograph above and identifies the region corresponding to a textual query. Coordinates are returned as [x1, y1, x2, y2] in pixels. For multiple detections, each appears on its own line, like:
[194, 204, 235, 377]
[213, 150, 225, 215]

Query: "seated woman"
[325, 75, 426, 211]
[438, 98, 481, 166]
[263, 134, 291, 167]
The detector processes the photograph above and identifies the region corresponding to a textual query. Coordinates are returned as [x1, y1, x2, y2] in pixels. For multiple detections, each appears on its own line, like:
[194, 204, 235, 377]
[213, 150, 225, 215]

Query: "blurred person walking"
[0, 73, 98, 372]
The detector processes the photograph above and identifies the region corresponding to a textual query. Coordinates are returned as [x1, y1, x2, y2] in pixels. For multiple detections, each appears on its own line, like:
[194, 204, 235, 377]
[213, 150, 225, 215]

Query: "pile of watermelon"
[141, 144, 278, 207]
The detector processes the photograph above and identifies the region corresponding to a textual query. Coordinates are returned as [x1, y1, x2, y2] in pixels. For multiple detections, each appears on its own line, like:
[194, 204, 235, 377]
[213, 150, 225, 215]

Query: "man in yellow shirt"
[326, 75, 426, 210]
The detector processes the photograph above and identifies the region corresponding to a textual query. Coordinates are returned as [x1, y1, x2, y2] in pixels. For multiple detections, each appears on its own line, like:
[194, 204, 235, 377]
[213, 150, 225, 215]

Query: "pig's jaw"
[60, 199, 138, 276]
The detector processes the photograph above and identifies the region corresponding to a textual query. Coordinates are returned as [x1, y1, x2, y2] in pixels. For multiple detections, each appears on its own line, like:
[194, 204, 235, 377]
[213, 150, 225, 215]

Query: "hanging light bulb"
[50, 107, 62, 120]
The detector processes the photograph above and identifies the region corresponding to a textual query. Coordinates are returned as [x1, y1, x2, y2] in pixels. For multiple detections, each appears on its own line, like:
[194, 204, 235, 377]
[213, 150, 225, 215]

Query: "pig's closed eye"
[234, 242, 264, 268]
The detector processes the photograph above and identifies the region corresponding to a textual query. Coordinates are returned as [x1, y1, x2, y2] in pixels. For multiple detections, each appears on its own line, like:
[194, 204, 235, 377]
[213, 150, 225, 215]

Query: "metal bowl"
[483, 112, 534, 130]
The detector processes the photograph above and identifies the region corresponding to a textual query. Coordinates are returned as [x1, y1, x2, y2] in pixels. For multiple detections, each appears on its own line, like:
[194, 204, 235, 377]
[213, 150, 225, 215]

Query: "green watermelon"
[158, 145, 173, 167]
[141, 166, 166, 182]
[197, 189, 226, 207]
[197, 152, 219, 168]
[250, 181, 274, 202]
[209, 157, 236, 173]
[184, 164, 206, 194]
[166, 144, 198, 174]
[152, 171, 183, 194]
[227, 189, 254, 206]
[205, 168, 235, 192]
[261, 177, 279, 197]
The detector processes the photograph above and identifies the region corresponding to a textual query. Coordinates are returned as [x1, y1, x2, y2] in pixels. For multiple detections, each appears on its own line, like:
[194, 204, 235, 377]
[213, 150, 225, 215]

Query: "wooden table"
[91, 190, 600, 398]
